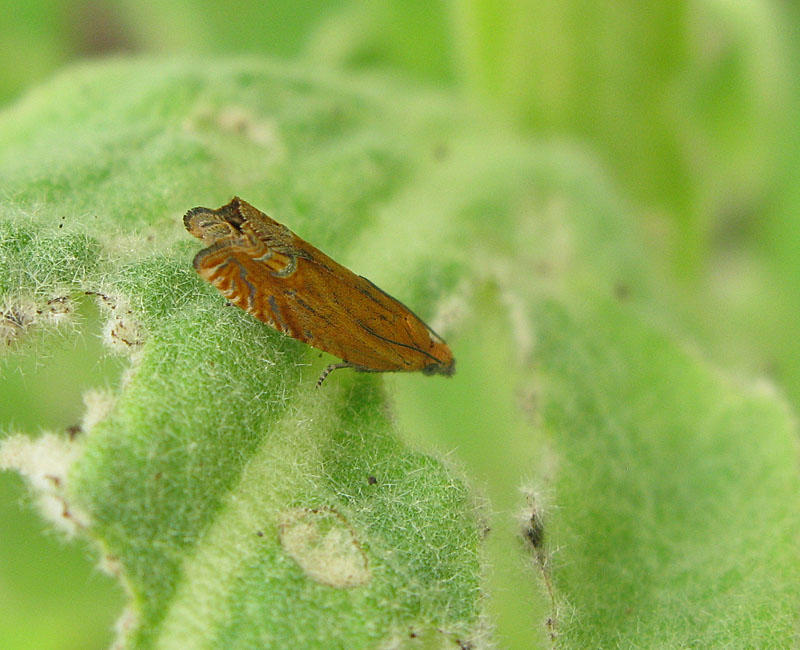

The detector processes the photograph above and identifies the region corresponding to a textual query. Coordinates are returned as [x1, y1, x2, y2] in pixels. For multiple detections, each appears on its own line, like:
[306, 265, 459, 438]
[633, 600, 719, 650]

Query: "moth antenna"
[316, 362, 353, 388]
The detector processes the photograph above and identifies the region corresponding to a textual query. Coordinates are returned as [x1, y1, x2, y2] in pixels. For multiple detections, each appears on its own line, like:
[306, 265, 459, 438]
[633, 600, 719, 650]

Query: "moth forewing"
[184, 197, 455, 383]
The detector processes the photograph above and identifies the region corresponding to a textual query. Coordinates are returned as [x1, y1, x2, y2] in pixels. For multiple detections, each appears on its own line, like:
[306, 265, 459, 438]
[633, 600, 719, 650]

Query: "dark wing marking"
[355, 319, 445, 365]
[357, 275, 447, 343]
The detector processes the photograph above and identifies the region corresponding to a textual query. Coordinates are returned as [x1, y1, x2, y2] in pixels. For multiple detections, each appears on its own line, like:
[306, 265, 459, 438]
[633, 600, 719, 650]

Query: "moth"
[184, 197, 455, 385]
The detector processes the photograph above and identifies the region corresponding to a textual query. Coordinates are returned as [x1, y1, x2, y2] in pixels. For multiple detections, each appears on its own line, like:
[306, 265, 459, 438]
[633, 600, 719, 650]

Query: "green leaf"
[1, 59, 798, 648]
[536, 298, 800, 645]
[0, 60, 484, 648]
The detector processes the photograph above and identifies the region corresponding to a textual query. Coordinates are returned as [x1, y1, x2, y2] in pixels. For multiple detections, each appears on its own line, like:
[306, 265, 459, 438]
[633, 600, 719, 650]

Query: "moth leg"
[316, 362, 356, 387]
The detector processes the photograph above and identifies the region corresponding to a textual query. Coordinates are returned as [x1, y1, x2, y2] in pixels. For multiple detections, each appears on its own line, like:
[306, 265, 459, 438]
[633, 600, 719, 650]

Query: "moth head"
[184, 199, 247, 244]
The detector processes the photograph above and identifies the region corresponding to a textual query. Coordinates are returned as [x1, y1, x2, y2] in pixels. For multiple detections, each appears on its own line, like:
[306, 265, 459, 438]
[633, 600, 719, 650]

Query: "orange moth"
[184, 197, 455, 385]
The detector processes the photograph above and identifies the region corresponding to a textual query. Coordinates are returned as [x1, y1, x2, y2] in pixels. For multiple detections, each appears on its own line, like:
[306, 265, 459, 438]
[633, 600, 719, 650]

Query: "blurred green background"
[2, 1, 800, 648]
